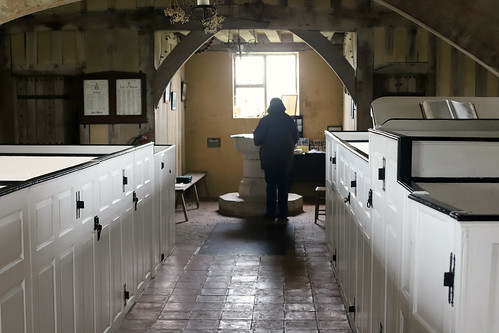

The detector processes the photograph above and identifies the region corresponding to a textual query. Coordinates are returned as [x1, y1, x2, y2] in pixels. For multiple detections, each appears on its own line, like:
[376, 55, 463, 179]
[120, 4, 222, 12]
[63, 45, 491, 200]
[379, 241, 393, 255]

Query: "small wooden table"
[175, 172, 207, 223]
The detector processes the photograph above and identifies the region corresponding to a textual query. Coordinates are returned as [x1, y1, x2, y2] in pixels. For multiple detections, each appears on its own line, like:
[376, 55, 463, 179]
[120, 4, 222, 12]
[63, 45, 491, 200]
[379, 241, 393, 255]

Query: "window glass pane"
[266, 55, 297, 106]
[234, 87, 265, 118]
[235, 56, 264, 85]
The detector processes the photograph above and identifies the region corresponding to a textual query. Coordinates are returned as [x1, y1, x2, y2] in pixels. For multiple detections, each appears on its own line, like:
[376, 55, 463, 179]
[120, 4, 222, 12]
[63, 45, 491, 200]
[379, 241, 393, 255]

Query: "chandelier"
[223, 30, 260, 57]
[164, 0, 224, 34]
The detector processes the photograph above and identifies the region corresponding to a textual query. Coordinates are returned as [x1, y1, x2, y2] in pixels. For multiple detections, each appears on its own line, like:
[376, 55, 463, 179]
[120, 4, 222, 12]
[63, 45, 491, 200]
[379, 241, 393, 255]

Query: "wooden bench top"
[175, 172, 206, 191]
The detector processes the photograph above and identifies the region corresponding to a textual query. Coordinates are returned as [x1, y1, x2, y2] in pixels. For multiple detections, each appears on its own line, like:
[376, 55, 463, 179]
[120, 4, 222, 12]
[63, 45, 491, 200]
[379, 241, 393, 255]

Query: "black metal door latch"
[133, 191, 139, 210]
[367, 189, 373, 208]
[124, 284, 130, 306]
[94, 216, 102, 241]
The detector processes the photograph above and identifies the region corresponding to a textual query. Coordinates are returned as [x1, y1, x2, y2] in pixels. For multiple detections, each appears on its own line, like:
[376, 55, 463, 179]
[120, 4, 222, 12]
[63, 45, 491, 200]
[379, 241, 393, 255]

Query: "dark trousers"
[264, 169, 289, 218]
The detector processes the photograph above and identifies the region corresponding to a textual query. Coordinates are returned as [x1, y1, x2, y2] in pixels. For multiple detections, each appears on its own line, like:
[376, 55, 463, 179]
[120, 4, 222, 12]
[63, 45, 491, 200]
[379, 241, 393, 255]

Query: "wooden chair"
[314, 186, 326, 224]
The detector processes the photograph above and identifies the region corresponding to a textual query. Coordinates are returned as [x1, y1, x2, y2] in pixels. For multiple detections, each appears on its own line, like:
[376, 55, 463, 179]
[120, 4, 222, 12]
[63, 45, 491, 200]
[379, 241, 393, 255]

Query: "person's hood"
[267, 98, 286, 114]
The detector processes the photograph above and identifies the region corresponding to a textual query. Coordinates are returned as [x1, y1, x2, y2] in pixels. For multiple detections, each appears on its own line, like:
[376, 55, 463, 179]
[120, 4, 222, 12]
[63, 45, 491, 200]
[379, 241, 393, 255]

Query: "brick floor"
[117, 200, 352, 333]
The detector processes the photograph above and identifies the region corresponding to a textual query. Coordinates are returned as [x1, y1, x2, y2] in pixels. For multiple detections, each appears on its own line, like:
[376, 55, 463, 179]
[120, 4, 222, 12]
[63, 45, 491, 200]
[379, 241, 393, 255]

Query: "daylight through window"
[233, 53, 298, 118]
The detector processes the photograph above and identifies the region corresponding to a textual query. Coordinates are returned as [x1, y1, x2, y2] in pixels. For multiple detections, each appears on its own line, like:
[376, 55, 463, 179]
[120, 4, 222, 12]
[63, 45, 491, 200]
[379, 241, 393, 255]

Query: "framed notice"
[116, 79, 142, 115]
[80, 72, 146, 124]
[83, 80, 109, 116]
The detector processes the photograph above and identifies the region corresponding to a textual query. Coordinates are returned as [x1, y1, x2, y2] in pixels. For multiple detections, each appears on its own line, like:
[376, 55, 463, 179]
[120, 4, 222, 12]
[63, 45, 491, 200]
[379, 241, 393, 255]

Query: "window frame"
[232, 52, 299, 119]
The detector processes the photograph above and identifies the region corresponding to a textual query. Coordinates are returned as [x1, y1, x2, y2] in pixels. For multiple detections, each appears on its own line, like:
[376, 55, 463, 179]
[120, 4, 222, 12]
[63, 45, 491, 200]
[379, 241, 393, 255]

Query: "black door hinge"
[76, 191, 84, 219]
[331, 154, 336, 165]
[94, 216, 102, 241]
[122, 169, 128, 193]
[443, 252, 456, 306]
[378, 157, 386, 191]
[351, 172, 357, 195]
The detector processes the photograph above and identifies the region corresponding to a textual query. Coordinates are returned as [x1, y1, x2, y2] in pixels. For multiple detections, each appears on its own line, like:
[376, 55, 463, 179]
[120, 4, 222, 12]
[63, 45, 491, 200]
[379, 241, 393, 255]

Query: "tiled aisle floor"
[117, 200, 352, 333]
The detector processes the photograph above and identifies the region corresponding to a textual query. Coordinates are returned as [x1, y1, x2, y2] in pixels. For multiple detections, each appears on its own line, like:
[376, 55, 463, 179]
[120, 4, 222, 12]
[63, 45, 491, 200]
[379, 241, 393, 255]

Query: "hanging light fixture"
[223, 29, 259, 57]
[164, 0, 224, 34]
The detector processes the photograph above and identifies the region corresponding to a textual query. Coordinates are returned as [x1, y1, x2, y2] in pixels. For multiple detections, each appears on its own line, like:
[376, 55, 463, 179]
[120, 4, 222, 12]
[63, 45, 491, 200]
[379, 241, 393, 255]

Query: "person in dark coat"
[253, 97, 299, 221]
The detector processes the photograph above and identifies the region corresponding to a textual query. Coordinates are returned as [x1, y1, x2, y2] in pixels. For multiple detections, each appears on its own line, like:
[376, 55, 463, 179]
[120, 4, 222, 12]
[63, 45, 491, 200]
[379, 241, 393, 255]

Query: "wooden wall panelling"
[487, 72, 499, 96]
[393, 27, 407, 62]
[46, 77, 57, 143]
[416, 28, 429, 62]
[373, 27, 385, 66]
[138, 29, 155, 139]
[51, 31, 63, 65]
[475, 64, 489, 97]
[463, 54, 476, 96]
[16, 78, 28, 143]
[114, 29, 139, 71]
[75, 30, 85, 67]
[37, 31, 52, 65]
[62, 31, 77, 65]
[84, 30, 110, 72]
[35, 77, 46, 143]
[137, 0, 155, 7]
[86, 0, 110, 12]
[113, 0, 137, 10]
[36, 77, 58, 143]
[10, 33, 26, 66]
[342, 0, 360, 9]
[384, 27, 394, 63]
[406, 27, 418, 63]
[450, 47, 460, 96]
[26, 78, 37, 143]
[25, 32, 37, 69]
[54, 77, 65, 143]
[436, 40, 452, 95]
[153, 0, 169, 7]
[15, 76, 77, 144]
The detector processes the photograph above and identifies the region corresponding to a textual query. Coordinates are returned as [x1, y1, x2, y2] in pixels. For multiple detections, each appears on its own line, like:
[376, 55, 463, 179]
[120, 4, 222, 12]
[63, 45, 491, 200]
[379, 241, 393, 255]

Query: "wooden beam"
[238, 30, 255, 42]
[0, 0, 80, 25]
[320, 31, 335, 41]
[290, 30, 356, 100]
[355, 29, 374, 130]
[264, 30, 281, 43]
[375, 0, 499, 77]
[292, 34, 304, 43]
[2, 6, 405, 34]
[154, 31, 213, 103]
[214, 30, 230, 43]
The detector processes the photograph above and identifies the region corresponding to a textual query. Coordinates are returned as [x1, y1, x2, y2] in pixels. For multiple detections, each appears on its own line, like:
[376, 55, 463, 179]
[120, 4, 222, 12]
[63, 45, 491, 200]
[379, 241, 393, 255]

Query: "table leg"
[194, 184, 200, 209]
[180, 192, 188, 221]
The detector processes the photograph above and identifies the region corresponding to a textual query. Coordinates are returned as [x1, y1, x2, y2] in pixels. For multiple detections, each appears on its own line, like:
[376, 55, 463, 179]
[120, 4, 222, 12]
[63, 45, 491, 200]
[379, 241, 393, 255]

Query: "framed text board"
[80, 72, 147, 124]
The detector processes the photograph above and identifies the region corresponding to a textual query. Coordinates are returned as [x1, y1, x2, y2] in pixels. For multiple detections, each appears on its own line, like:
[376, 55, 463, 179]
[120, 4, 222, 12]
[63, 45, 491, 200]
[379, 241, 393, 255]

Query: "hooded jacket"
[253, 98, 299, 172]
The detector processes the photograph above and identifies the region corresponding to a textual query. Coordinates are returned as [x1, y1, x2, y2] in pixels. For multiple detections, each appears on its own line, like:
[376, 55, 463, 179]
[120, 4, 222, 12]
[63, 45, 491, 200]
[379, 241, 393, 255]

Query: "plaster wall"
[184, 50, 343, 198]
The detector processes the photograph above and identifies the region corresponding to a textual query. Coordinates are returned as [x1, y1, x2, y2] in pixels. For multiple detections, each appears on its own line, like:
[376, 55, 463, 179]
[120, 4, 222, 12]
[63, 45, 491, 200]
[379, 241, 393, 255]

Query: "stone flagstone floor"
[117, 200, 352, 333]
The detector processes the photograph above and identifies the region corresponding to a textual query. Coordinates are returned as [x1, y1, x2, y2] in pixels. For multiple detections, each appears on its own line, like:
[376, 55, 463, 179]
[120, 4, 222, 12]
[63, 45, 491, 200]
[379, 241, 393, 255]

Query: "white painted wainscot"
[325, 97, 499, 333]
[0, 143, 175, 333]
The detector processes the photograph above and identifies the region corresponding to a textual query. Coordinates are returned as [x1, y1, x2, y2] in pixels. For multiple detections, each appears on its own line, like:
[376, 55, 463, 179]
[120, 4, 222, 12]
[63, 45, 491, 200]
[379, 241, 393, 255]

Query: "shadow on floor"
[199, 217, 295, 256]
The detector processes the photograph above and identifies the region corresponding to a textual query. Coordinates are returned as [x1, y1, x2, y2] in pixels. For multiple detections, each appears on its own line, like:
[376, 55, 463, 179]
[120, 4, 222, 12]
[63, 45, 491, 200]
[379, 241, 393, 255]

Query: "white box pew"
[0, 143, 175, 333]
[326, 97, 499, 333]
